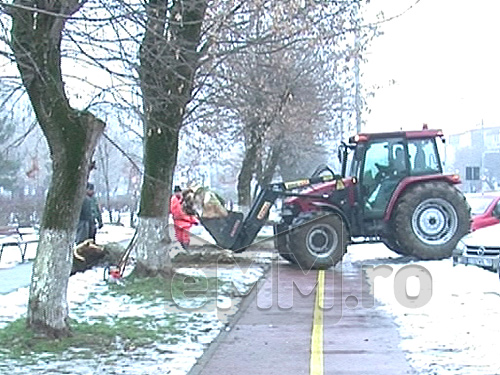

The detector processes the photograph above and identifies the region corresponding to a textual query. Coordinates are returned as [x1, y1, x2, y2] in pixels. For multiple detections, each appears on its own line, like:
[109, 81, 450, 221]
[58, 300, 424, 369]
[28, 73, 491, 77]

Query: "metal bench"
[0, 225, 39, 263]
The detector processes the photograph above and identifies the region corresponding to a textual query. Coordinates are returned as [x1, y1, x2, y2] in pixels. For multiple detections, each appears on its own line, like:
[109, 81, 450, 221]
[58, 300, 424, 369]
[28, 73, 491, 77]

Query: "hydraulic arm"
[200, 174, 337, 251]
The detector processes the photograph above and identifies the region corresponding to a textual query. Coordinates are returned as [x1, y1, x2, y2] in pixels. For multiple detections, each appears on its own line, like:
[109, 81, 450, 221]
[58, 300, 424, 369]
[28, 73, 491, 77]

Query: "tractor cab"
[340, 130, 446, 220]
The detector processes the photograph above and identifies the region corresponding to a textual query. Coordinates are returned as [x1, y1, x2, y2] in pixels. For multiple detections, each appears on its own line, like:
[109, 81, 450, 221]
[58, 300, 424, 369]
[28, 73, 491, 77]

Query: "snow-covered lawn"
[0, 224, 269, 374]
[348, 243, 500, 375]
[0, 262, 267, 375]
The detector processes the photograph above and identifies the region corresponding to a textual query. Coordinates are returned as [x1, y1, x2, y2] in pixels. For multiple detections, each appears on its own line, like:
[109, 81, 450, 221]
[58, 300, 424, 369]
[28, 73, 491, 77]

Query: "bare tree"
[130, 0, 207, 277]
[189, 0, 376, 206]
[7, 1, 105, 337]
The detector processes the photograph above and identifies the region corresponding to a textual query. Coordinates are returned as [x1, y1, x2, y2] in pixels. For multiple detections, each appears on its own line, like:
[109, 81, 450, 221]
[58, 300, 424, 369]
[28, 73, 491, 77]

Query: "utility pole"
[354, 29, 361, 133]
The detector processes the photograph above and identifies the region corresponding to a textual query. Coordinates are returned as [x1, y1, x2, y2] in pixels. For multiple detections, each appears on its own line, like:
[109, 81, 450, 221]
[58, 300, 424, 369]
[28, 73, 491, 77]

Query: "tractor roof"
[349, 129, 444, 143]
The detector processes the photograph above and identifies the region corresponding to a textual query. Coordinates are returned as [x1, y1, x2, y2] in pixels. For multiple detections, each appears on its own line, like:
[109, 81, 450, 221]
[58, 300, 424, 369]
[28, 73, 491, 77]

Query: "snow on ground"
[0, 224, 269, 375]
[0, 228, 38, 268]
[3, 223, 500, 374]
[0, 224, 136, 268]
[0, 264, 267, 375]
[347, 242, 500, 375]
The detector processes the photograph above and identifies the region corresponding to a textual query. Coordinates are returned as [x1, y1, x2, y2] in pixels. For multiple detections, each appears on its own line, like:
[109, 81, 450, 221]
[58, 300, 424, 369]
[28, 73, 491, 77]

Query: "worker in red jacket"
[170, 186, 198, 249]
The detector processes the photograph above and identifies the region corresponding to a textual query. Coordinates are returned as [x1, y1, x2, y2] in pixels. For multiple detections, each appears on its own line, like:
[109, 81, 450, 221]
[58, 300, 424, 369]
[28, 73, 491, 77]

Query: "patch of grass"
[107, 274, 227, 304]
[0, 315, 180, 361]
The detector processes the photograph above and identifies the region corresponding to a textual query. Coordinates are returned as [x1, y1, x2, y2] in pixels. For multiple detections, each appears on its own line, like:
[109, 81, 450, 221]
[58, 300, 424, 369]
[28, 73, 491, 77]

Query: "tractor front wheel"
[288, 212, 348, 270]
[273, 223, 296, 264]
[393, 182, 470, 260]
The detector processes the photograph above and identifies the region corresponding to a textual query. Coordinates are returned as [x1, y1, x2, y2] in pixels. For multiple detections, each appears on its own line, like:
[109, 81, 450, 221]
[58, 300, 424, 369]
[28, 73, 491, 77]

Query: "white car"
[452, 223, 500, 272]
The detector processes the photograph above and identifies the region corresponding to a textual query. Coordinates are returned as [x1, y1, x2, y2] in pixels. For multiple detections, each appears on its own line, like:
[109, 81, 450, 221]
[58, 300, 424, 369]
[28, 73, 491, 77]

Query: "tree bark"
[135, 0, 207, 276]
[133, 217, 172, 277]
[259, 140, 283, 187]
[10, 1, 105, 337]
[237, 125, 264, 207]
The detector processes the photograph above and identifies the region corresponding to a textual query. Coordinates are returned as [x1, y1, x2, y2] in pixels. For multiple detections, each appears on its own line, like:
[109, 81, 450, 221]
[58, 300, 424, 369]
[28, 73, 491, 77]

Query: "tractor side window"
[361, 140, 390, 199]
[363, 141, 390, 183]
[361, 139, 406, 218]
[408, 139, 442, 175]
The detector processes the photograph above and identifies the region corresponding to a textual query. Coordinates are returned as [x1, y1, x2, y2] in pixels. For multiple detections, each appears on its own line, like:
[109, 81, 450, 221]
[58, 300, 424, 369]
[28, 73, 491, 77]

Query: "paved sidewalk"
[189, 261, 414, 375]
[0, 262, 32, 294]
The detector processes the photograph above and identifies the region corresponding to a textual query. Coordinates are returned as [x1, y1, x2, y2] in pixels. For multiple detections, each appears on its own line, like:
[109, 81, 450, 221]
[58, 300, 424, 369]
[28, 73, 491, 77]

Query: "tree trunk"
[237, 152, 255, 208]
[134, 0, 207, 275]
[237, 126, 263, 207]
[10, 1, 105, 337]
[133, 217, 172, 277]
[259, 140, 283, 187]
[97, 143, 113, 223]
[27, 230, 74, 338]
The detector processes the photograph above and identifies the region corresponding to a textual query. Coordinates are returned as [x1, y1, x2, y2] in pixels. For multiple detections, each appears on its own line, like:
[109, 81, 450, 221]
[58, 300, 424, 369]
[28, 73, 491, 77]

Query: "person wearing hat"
[86, 183, 103, 241]
[173, 185, 182, 199]
[170, 185, 198, 249]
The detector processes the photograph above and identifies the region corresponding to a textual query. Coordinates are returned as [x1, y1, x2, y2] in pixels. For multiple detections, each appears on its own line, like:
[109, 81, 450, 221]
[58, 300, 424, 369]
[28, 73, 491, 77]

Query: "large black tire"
[393, 182, 470, 260]
[382, 237, 414, 256]
[288, 212, 348, 270]
[277, 244, 296, 264]
[273, 223, 297, 264]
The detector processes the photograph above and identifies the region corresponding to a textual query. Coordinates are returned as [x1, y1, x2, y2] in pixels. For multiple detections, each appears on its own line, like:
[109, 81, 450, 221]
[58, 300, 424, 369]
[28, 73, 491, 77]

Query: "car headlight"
[453, 240, 466, 255]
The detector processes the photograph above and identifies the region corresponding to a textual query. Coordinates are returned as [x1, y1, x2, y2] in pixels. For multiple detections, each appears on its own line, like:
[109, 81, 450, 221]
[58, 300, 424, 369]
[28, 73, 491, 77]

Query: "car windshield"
[467, 196, 495, 215]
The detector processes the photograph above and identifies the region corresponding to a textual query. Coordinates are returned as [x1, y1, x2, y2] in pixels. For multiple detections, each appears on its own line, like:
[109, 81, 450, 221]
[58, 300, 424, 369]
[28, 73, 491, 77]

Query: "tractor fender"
[309, 201, 351, 234]
[384, 174, 461, 221]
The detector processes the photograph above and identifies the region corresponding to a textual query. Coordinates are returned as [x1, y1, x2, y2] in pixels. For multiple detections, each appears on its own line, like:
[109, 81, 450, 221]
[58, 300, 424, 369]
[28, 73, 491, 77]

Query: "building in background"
[446, 125, 500, 192]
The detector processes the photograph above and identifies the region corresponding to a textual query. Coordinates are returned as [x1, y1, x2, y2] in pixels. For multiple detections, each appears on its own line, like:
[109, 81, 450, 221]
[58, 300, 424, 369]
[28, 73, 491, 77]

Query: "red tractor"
[201, 127, 471, 270]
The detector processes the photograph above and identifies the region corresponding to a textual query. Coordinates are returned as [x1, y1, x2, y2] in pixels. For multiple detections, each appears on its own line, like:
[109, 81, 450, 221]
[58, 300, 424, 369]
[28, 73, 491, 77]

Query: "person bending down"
[170, 186, 198, 249]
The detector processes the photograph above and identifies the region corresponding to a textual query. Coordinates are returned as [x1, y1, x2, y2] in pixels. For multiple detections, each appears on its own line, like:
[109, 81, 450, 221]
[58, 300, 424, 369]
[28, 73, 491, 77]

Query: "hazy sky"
[362, 0, 500, 136]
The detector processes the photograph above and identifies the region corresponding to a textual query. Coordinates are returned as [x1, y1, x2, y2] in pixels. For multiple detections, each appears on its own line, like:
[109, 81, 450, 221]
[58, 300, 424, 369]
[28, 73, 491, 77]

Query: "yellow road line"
[310, 270, 325, 375]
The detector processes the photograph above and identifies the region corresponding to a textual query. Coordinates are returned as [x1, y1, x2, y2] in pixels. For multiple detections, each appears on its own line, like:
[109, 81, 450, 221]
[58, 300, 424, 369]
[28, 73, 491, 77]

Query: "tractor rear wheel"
[393, 182, 470, 260]
[288, 212, 348, 270]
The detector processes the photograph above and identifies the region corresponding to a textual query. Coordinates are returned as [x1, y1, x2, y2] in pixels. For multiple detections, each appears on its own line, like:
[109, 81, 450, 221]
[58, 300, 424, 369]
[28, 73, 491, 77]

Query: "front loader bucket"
[200, 211, 245, 250]
[198, 175, 340, 252]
